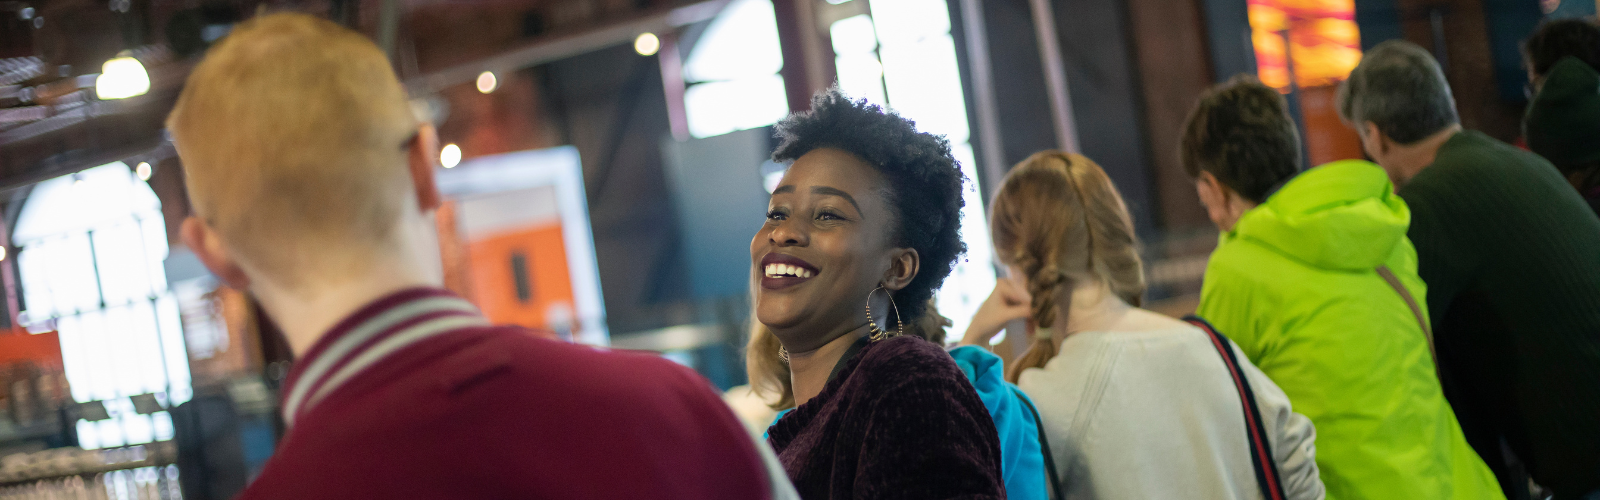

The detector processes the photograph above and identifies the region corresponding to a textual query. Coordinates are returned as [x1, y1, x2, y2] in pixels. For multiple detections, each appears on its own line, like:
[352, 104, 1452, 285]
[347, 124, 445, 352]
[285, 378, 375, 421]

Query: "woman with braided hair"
[960, 151, 1325, 499]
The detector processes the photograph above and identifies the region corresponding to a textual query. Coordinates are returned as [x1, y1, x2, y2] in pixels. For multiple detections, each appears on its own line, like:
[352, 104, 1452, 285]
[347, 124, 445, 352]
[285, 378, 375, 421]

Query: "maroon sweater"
[239, 288, 771, 499]
[767, 336, 1005, 500]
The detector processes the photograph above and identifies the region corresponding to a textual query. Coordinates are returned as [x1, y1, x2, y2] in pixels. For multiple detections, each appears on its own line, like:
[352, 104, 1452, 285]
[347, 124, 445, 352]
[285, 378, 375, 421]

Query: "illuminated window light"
[476, 71, 498, 94]
[95, 57, 150, 100]
[635, 33, 661, 57]
[441, 143, 462, 169]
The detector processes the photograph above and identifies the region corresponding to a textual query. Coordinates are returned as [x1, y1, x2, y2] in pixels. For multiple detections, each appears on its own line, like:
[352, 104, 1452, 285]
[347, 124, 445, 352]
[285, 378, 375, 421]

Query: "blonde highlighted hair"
[992, 152, 1146, 383]
[746, 299, 950, 411]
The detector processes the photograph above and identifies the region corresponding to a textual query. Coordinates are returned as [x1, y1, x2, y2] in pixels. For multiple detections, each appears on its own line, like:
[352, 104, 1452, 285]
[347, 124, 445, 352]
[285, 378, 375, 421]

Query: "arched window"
[14, 162, 191, 450]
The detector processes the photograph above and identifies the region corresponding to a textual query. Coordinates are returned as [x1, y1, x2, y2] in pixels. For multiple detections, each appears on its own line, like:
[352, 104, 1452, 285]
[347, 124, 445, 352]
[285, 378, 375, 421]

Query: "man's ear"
[1194, 172, 1236, 231]
[882, 248, 920, 292]
[1362, 121, 1389, 156]
[180, 216, 251, 290]
[408, 124, 443, 212]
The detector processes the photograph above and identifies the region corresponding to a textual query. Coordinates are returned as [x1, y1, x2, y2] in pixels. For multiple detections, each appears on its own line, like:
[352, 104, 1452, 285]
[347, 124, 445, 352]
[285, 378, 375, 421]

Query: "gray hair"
[1336, 40, 1460, 144]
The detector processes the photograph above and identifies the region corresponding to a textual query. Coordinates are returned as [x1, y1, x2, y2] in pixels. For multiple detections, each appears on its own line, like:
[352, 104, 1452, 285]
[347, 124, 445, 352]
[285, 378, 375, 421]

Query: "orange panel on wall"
[0, 330, 62, 368]
[464, 223, 575, 335]
[1300, 85, 1366, 165]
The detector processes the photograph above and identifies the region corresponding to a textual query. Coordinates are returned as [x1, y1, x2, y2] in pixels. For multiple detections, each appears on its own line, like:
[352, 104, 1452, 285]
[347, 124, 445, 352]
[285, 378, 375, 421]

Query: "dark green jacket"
[1398, 130, 1600, 498]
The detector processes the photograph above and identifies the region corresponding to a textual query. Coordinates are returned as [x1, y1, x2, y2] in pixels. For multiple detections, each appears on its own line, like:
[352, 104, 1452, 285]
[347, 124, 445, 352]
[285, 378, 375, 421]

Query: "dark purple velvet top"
[767, 335, 1005, 500]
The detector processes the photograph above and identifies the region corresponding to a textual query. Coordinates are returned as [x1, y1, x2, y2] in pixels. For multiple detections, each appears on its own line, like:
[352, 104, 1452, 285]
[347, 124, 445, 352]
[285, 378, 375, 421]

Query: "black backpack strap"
[1012, 386, 1063, 500]
[1183, 315, 1288, 500]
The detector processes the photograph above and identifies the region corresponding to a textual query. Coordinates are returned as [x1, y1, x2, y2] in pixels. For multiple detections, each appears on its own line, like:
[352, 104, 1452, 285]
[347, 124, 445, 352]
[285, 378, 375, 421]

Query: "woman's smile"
[760, 252, 820, 290]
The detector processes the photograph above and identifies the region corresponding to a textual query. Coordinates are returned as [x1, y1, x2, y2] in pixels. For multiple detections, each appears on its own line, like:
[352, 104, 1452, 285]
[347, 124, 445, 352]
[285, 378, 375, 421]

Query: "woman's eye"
[817, 211, 844, 221]
[767, 210, 787, 221]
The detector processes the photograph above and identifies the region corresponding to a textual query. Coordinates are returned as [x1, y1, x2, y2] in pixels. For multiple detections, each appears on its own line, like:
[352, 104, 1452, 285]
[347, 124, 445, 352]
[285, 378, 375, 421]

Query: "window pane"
[95, 419, 125, 449]
[835, 53, 888, 108]
[684, 75, 789, 138]
[140, 215, 169, 294]
[156, 294, 193, 405]
[878, 34, 971, 144]
[121, 412, 154, 446]
[869, 0, 951, 45]
[45, 233, 102, 314]
[683, 0, 784, 82]
[935, 142, 995, 338]
[77, 419, 101, 450]
[56, 314, 92, 402]
[151, 411, 174, 441]
[93, 222, 151, 306]
[17, 244, 55, 318]
[830, 15, 879, 54]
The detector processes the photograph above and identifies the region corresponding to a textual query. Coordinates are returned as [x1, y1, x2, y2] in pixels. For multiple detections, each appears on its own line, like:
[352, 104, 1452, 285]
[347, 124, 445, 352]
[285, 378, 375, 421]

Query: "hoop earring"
[865, 285, 905, 342]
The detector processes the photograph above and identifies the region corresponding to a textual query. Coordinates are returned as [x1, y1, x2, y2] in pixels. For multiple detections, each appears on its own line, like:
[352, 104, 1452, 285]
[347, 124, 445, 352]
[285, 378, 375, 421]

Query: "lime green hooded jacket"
[1196, 160, 1503, 500]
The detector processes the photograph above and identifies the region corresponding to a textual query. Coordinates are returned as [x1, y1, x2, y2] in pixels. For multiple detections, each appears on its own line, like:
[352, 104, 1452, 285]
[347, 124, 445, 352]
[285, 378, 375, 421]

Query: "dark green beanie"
[1525, 56, 1600, 172]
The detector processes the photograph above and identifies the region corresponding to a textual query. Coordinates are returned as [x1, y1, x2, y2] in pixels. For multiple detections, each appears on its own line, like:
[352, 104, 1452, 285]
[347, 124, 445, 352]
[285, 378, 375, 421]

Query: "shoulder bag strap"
[1183, 316, 1288, 500]
[1012, 386, 1063, 500]
[1375, 265, 1438, 371]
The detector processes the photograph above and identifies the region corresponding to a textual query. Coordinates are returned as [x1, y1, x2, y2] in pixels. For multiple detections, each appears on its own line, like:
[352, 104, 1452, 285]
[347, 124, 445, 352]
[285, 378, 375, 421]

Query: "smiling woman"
[748, 88, 1003, 500]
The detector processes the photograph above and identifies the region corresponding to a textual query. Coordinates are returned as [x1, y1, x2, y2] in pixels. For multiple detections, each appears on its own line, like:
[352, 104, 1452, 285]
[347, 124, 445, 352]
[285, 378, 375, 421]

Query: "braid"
[994, 151, 1147, 383]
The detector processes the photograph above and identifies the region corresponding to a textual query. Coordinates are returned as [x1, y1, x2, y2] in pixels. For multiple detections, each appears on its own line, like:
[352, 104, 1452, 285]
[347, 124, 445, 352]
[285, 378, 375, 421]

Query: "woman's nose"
[769, 219, 807, 247]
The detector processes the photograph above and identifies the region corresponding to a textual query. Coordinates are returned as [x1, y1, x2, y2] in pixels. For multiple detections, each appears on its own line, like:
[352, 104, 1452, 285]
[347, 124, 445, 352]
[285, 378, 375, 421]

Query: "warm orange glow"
[1249, 0, 1362, 91]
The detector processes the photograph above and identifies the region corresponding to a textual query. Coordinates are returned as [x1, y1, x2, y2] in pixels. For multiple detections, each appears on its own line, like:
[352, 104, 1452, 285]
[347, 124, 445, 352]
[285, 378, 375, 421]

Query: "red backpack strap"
[1184, 315, 1288, 500]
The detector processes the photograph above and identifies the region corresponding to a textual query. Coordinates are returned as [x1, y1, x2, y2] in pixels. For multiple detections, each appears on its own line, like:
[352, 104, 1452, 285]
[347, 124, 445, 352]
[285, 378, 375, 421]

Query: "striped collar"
[280, 287, 488, 428]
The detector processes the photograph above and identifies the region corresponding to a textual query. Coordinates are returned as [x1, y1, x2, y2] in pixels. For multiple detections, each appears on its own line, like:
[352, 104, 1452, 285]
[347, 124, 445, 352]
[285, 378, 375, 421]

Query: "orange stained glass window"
[1249, 0, 1363, 91]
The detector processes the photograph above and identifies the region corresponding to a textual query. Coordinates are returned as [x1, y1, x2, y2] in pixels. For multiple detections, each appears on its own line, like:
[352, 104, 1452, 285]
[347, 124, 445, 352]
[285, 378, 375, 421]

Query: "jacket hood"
[1228, 160, 1409, 271]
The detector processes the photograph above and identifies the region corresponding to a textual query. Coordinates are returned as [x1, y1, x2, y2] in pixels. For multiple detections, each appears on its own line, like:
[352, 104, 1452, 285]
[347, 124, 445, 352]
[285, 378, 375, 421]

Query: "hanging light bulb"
[441, 144, 462, 168]
[476, 71, 498, 94]
[95, 56, 150, 100]
[634, 33, 660, 56]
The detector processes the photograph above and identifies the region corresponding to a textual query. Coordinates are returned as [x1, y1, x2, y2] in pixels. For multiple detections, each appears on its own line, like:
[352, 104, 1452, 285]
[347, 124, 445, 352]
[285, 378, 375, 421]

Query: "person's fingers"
[997, 276, 1031, 305]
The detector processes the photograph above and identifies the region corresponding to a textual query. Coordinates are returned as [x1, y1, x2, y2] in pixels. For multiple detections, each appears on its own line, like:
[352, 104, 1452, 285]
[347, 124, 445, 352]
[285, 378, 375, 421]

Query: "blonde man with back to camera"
[167, 13, 794, 499]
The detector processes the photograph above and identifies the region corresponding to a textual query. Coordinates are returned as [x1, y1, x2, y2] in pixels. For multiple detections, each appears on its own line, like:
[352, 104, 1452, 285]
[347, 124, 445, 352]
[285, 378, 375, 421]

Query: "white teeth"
[763, 263, 814, 278]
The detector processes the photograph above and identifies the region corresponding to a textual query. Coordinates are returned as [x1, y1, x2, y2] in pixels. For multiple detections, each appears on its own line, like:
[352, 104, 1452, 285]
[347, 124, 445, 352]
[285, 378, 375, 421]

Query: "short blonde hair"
[167, 13, 418, 284]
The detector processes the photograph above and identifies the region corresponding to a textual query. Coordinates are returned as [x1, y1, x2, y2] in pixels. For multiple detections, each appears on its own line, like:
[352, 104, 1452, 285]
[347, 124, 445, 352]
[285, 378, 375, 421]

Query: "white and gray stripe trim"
[283, 295, 485, 427]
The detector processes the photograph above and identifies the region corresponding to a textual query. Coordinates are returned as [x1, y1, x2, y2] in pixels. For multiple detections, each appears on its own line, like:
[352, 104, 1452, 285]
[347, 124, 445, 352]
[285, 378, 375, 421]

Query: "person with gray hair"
[1338, 39, 1600, 500]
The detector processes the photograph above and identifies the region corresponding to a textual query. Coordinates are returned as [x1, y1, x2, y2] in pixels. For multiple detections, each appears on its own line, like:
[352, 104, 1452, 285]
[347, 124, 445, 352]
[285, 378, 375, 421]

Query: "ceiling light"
[95, 56, 150, 100]
[135, 162, 152, 181]
[476, 71, 497, 94]
[635, 33, 661, 57]
[441, 144, 461, 168]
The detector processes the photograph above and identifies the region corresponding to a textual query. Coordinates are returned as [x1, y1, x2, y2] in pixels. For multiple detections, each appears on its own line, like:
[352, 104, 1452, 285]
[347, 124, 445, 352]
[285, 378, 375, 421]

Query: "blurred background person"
[168, 13, 792, 500]
[751, 89, 1004, 500]
[1522, 18, 1600, 216]
[1339, 39, 1600, 500]
[975, 151, 1323, 500]
[1180, 76, 1502, 499]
